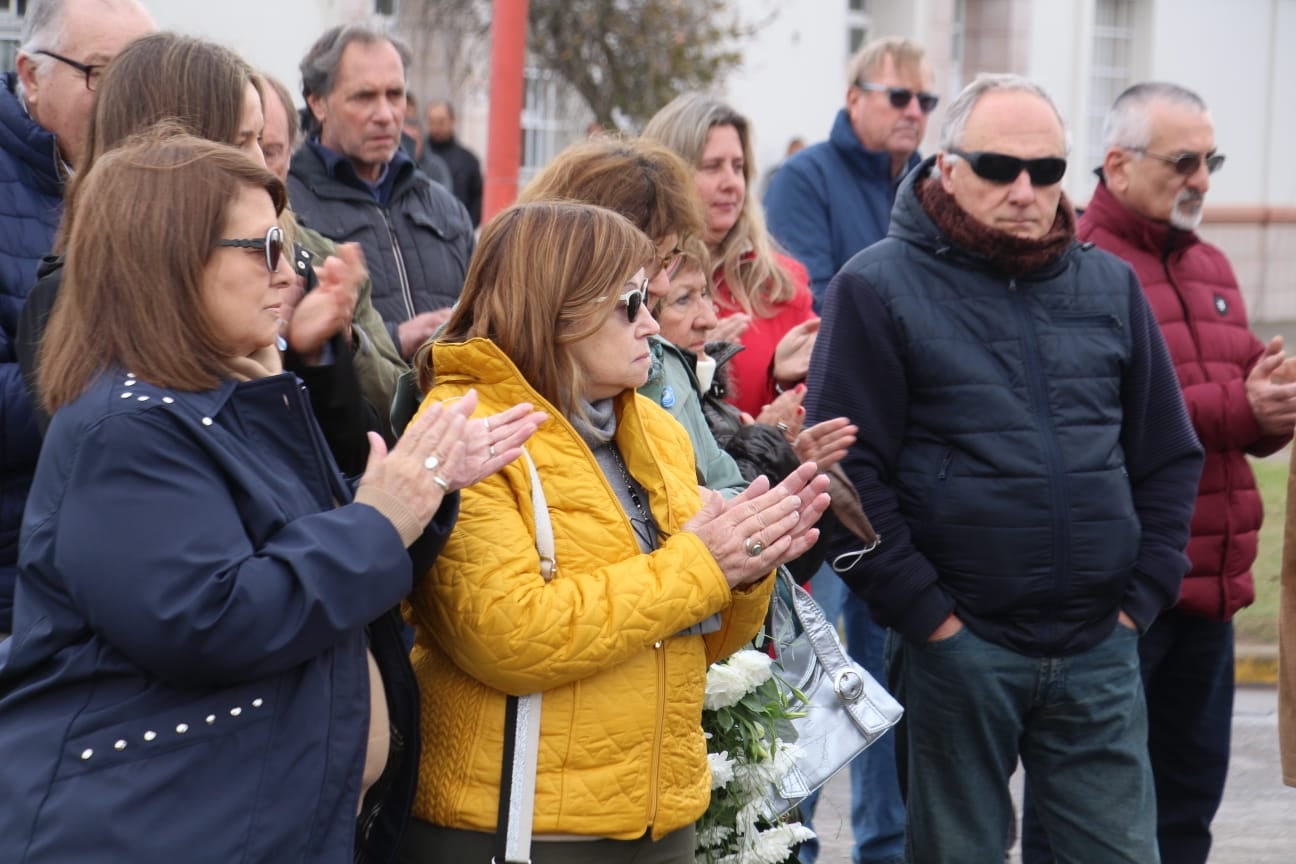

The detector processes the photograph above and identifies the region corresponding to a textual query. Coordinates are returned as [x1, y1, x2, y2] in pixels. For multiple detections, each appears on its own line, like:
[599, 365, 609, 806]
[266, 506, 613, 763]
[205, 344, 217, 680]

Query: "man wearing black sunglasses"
[1019, 82, 1296, 864]
[765, 37, 934, 310]
[806, 74, 1204, 863]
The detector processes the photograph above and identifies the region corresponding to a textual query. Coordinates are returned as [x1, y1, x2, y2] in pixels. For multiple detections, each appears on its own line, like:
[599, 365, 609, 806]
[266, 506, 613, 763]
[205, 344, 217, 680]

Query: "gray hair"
[939, 73, 1070, 153]
[1102, 82, 1207, 151]
[18, 0, 72, 77]
[299, 20, 412, 103]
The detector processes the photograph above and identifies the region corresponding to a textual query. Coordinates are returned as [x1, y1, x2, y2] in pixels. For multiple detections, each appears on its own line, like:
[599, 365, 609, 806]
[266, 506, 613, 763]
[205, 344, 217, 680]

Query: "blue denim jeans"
[1022, 611, 1233, 864]
[798, 576, 906, 864]
[891, 623, 1157, 864]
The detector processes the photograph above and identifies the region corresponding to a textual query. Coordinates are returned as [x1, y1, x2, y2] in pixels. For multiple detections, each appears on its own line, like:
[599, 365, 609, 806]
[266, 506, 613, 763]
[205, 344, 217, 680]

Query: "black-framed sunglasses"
[34, 50, 104, 92]
[855, 82, 940, 114]
[948, 148, 1068, 186]
[1127, 147, 1225, 176]
[616, 275, 650, 323]
[218, 225, 285, 274]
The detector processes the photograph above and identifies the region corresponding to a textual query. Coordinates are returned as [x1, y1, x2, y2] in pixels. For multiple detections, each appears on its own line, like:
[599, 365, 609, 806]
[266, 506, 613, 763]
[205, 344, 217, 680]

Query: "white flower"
[746, 823, 817, 864]
[708, 750, 736, 789]
[696, 822, 735, 848]
[703, 650, 775, 711]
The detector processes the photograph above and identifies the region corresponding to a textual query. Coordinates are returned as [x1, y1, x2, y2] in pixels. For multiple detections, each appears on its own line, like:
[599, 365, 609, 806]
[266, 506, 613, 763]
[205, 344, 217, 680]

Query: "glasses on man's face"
[616, 275, 650, 324]
[218, 225, 285, 274]
[948, 148, 1068, 186]
[34, 50, 104, 92]
[855, 82, 940, 114]
[1127, 147, 1225, 177]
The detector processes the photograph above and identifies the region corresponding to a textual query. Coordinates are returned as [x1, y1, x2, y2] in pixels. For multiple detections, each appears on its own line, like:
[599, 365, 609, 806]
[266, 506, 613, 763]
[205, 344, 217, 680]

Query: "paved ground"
[810, 686, 1295, 862]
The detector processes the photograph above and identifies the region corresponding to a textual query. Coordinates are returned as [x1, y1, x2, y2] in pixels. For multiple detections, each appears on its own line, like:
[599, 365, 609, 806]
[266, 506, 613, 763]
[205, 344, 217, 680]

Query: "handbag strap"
[494, 448, 550, 864]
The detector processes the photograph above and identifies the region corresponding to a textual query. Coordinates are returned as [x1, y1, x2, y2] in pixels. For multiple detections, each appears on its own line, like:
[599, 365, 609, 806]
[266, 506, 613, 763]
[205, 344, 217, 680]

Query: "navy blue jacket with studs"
[0, 367, 454, 863]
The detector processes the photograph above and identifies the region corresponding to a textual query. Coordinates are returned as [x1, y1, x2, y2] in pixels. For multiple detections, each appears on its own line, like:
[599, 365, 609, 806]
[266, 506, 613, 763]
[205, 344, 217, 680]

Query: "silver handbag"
[764, 568, 904, 815]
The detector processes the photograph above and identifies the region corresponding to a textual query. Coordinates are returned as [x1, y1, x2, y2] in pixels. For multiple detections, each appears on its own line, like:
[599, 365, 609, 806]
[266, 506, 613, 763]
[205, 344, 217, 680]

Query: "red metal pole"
[482, 0, 529, 223]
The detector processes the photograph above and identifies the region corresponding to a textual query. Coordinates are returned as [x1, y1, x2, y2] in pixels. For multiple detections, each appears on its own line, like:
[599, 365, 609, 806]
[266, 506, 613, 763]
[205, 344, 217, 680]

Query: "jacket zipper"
[1007, 279, 1072, 613]
[382, 210, 416, 321]
[646, 639, 666, 828]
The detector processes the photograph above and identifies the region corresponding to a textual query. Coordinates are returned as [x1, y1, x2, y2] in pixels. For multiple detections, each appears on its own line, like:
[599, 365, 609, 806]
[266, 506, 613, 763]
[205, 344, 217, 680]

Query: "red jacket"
[714, 252, 816, 418]
[1079, 181, 1287, 620]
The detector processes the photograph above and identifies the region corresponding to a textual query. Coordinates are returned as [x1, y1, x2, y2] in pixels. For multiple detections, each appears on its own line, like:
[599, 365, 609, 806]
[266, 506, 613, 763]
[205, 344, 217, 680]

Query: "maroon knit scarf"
[915, 175, 1077, 275]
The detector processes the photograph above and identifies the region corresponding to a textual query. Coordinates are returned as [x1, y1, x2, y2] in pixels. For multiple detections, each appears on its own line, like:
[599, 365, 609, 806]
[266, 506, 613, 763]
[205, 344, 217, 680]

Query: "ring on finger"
[482, 416, 492, 433]
[775, 421, 791, 435]
[744, 536, 765, 557]
[432, 475, 450, 492]
[424, 454, 442, 471]
[488, 443, 497, 458]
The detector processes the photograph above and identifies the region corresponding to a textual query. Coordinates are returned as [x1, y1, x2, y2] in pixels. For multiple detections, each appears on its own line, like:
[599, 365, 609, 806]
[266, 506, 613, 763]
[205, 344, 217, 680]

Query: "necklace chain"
[609, 445, 656, 548]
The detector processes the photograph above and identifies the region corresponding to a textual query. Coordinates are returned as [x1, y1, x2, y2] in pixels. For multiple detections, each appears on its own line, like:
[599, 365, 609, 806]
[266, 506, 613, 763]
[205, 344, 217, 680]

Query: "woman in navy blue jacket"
[0, 131, 540, 863]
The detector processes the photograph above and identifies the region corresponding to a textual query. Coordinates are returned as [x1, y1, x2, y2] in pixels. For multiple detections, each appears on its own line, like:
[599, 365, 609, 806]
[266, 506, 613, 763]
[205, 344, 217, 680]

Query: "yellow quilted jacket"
[406, 338, 774, 840]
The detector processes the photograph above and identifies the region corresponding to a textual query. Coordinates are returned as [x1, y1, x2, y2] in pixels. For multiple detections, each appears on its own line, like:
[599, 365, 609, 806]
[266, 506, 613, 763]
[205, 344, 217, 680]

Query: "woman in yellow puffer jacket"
[400, 202, 831, 864]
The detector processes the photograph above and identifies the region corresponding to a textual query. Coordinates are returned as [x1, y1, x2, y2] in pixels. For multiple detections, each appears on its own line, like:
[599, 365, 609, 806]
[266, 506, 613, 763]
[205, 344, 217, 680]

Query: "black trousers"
[397, 818, 697, 864]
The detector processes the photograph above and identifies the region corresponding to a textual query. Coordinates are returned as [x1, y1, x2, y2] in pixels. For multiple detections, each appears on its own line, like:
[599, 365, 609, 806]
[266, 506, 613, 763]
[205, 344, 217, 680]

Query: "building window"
[846, 0, 871, 55]
[1088, 0, 1135, 173]
[520, 66, 582, 185]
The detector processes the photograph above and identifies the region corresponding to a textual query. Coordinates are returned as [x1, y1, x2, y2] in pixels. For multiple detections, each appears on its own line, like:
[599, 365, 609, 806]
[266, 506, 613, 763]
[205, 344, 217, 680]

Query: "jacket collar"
[0, 73, 64, 197]
[828, 108, 921, 183]
[889, 155, 1080, 279]
[1085, 175, 1199, 257]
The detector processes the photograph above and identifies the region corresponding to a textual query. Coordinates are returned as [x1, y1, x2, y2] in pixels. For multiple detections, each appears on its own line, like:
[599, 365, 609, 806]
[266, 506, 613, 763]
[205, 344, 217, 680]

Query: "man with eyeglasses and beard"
[805, 74, 1204, 863]
[765, 38, 936, 864]
[1019, 82, 1296, 864]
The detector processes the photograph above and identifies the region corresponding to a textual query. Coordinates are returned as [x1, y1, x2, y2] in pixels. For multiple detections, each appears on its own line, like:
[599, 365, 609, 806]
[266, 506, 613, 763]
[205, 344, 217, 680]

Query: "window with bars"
[847, 0, 871, 56]
[1088, 0, 1136, 174]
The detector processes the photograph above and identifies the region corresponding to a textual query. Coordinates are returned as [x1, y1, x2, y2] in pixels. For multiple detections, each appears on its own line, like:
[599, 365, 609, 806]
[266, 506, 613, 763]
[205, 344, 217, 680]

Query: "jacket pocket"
[1048, 311, 1122, 329]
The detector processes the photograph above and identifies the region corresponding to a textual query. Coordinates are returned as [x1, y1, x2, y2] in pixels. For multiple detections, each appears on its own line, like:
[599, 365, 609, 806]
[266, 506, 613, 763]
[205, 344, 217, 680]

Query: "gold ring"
[744, 536, 764, 557]
[424, 455, 441, 471]
[432, 475, 450, 492]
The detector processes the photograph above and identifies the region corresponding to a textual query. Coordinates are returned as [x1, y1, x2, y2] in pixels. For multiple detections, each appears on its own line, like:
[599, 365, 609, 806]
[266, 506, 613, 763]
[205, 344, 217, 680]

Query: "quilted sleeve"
[407, 467, 736, 696]
[702, 570, 775, 664]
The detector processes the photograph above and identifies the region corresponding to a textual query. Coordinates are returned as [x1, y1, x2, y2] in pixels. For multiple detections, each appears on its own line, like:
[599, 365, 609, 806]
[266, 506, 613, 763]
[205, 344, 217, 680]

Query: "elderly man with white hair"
[0, 0, 155, 636]
[805, 74, 1205, 862]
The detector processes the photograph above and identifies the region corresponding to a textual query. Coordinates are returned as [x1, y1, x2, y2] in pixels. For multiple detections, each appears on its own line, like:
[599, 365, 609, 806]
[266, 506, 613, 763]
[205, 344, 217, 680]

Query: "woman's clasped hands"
[356, 390, 546, 527]
[685, 461, 831, 589]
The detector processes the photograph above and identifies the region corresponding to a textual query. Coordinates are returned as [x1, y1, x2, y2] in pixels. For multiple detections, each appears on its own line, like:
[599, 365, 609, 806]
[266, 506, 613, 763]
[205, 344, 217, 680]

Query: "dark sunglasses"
[34, 49, 104, 92]
[855, 82, 940, 114]
[1127, 147, 1225, 176]
[948, 148, 1068, 186]
[616, 275, 650, 323]
[218, 225, 285, 273]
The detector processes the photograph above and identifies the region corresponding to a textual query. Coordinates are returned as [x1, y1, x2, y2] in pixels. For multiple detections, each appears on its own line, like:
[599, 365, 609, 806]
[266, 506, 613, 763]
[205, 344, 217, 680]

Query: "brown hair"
[642, 93, 796, 317]
[517, 137, 704, 253]
[40, 129, 286, 412]
[417, 202, 653, 418]
[59, 32, 263, 250]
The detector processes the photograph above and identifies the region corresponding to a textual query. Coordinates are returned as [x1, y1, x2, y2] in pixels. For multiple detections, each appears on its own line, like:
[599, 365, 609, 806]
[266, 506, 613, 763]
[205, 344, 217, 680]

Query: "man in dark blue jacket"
[764, 37, 934, 310]
[805, 73, 1204, 862]
[0, 0, 153, 635]
[767, 37, 936, 864]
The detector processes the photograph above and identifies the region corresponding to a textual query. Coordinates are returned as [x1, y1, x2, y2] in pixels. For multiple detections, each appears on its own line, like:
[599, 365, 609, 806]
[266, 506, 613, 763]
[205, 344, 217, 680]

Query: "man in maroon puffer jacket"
[1025, 81, 1296, 864]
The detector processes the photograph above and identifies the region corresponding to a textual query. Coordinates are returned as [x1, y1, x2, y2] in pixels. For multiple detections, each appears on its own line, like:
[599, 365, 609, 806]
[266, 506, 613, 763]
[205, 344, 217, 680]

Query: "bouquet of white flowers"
[695, 649, 815, 864]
